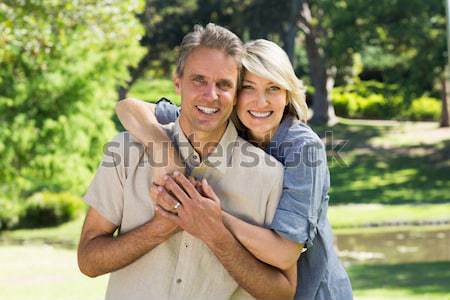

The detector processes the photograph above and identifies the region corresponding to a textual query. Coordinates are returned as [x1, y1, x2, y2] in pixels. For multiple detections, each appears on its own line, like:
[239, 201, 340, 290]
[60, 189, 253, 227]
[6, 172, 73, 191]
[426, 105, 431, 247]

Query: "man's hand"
[152, 172, 226, 244]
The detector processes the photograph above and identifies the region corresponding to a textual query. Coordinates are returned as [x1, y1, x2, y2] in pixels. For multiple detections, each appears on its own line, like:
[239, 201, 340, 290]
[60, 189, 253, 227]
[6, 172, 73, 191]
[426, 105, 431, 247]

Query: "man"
[78, 24, 296, 300]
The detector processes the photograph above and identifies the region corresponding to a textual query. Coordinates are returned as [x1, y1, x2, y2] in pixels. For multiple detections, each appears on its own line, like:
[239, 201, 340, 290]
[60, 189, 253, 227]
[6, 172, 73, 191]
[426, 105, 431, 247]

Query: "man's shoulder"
[105, 131, 146, 168]
[107, 131, 142, 149]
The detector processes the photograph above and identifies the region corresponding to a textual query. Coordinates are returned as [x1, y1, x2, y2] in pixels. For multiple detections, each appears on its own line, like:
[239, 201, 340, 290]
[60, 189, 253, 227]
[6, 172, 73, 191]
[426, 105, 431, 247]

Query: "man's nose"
[203, 82, 218, 100]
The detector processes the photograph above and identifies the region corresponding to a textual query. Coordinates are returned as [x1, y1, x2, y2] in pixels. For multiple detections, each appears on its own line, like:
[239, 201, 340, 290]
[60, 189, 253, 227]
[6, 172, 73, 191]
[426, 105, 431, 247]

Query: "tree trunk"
[282, 0, 303, 64]
[304, 28, 337, 125]
[441, 76, 450, 127]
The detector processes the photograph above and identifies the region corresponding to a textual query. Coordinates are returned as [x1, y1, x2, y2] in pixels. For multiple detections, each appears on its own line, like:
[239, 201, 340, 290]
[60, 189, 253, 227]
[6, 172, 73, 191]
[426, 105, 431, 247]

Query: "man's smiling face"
[174, 46, 238, 138]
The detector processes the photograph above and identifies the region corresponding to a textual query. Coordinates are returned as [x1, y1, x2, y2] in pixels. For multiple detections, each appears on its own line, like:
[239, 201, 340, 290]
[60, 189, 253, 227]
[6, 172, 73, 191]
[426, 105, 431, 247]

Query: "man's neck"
[179, 121, 228, 160]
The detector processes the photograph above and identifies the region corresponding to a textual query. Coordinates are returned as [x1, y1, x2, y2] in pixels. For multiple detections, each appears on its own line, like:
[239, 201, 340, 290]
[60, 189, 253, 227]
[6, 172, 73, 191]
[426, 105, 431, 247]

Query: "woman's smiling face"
[237, 71, 288, 144]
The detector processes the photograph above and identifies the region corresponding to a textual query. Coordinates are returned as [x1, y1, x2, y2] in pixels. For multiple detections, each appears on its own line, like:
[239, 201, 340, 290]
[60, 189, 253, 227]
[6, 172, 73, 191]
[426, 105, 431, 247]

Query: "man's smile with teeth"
[196, 105, 219, 114]
[248, 110, 273, 118]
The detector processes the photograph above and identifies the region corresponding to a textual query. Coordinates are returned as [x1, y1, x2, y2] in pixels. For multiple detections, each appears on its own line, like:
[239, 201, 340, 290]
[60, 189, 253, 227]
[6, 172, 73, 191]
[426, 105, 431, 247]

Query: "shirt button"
[176, 278, 182, 284]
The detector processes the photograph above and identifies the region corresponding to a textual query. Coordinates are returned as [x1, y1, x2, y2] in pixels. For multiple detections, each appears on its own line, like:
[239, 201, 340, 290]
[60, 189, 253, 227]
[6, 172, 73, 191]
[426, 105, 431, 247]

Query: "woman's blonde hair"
[237, 39, 308, 124]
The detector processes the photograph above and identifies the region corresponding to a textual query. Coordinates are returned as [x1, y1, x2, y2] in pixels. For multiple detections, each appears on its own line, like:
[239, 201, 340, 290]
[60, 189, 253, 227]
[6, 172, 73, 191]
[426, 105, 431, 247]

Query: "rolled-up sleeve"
[155, 98, 180, 124]
[83, 133, 126, 226]
[269, 139, 328, 248]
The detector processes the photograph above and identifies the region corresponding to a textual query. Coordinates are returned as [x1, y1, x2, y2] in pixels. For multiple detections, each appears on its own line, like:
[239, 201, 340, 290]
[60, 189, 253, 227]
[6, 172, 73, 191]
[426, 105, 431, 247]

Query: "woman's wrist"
[221, 211, 237, 233]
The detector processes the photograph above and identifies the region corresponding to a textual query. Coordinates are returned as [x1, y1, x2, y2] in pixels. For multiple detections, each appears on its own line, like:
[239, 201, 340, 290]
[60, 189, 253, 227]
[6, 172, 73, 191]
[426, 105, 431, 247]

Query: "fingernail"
[164, 175, 169, 181]
[204, 178, 208, 186]
[158, 186, 163, 192]
[173, 171, 180, 176]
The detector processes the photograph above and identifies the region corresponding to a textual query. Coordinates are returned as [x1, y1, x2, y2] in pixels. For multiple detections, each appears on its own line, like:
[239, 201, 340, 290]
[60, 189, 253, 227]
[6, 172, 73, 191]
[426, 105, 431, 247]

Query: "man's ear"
[173, 74, 181, 95]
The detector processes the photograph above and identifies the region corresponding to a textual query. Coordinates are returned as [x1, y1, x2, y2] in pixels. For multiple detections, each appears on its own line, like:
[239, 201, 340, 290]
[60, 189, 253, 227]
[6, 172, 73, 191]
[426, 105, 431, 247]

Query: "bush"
[332, 92, 361, 117]
[331, 81, 441, 121]
[403, 96, 441, 121]
[332, 89, 402, 119]
[21, 192, 85, 228]
[0, 198, 24, 230]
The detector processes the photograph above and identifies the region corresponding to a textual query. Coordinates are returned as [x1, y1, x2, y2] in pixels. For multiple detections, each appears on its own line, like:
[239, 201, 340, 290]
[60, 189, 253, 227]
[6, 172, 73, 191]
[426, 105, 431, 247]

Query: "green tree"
[0, 0, 145, 199]
[118, 0, 251, 98]
[119, 0, 447, 125]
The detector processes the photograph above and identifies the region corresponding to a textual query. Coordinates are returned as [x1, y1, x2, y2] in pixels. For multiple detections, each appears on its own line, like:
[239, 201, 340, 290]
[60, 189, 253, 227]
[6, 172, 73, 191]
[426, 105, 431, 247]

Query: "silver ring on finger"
[173, 202, 181, 210]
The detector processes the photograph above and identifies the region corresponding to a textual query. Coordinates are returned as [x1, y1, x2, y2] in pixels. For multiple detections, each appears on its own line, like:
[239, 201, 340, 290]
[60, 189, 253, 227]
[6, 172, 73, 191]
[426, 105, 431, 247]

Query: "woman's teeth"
[197, 106, 219, 114]
[249, 110, 272, 118]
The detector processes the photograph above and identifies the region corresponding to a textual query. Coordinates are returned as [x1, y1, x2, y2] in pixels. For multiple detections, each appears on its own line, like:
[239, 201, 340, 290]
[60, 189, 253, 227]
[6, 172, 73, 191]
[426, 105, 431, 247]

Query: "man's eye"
[242, 85, 253, 90]
[193, 77, 206, 85]
[217, 83, 232, 91]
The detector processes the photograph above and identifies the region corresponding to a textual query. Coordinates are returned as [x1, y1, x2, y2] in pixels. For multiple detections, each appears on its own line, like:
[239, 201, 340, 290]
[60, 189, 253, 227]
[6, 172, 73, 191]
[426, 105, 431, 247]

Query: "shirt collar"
[173, 119, 238, 175]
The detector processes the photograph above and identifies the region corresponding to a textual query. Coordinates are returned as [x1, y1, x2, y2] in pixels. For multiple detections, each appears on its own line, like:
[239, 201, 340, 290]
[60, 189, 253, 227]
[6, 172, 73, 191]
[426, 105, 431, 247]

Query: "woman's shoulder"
[282, 119, 324, 150]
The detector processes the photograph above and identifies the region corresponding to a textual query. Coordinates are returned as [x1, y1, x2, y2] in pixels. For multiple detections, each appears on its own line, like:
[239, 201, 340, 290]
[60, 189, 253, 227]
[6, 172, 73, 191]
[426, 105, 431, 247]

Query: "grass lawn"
[0, 215, 85, 249]
[0, 244, 448, 300]
[329, 203, 450, 229]
[2, 203, 450, 248]
[0, 245, 108, 300]
[349, 261, 450, 300]
[314, 119, 450, 205]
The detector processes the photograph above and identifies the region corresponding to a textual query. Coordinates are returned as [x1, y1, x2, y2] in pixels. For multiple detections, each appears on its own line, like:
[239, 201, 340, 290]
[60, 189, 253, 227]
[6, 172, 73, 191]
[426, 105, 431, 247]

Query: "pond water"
[335, 227, 450, 264]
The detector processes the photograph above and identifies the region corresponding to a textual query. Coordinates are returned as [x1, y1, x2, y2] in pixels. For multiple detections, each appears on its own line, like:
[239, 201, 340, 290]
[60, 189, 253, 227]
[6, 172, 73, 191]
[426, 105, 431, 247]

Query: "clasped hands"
[149, 171, 225, 243]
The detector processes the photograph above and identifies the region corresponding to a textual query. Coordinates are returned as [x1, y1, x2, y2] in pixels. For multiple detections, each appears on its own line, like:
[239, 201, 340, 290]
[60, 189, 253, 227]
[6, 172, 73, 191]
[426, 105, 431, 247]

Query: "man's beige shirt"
[84, 120, 284, 300]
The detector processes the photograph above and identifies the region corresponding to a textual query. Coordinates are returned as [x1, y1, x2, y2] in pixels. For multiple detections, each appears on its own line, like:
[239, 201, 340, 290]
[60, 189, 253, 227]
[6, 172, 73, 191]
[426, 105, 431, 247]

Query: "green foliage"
[0, 1, 145, 199]
[403, 96, 441, 121]
[21, 192, 85, 228]
[332, 81, 442, 121]
[332, 81, 403, 119]
[134, 0, 446, 111]
[128, 78, 181, 105]
[0, 198, 23, 230]
[355, 0, 446, 98]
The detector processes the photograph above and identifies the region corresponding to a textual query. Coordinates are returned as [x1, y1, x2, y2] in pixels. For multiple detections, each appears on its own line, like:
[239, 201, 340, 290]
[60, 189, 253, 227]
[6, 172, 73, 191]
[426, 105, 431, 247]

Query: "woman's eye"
[269, 86, 281, 92]
[242, 85, 253, 90]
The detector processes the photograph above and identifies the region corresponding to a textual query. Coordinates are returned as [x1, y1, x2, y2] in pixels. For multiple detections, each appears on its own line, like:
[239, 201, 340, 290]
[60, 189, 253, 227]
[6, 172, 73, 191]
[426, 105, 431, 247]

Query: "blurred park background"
[1, 0, 450, 299]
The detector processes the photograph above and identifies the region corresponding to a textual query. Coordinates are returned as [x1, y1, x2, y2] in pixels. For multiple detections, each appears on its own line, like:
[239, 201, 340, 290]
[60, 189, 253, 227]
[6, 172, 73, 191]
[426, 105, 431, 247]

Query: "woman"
[116, 39, 353, 300]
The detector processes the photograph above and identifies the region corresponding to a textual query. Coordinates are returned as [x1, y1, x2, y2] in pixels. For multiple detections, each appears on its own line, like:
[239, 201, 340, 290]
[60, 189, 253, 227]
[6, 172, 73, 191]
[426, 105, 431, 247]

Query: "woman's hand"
[151, 172, 226, 245]
[150, 175, 200, 210]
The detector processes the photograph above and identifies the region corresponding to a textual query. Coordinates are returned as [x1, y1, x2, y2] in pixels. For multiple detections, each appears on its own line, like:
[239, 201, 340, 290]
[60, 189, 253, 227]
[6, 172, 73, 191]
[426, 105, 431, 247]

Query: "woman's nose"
[255, 91, 268, 107]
